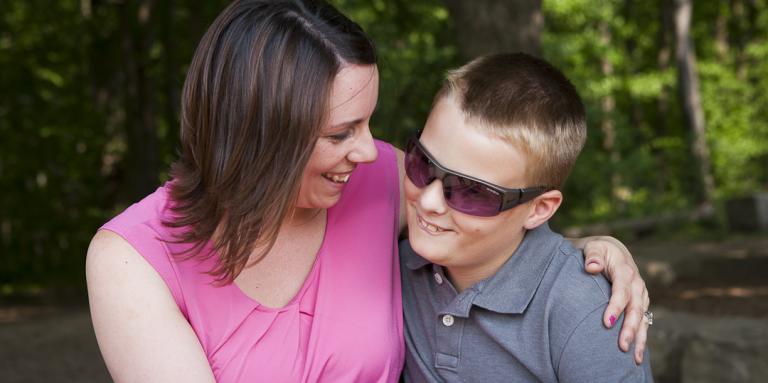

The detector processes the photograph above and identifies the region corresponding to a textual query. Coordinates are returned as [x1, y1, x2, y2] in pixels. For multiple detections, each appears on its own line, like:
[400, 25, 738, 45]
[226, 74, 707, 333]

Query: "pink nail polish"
[609, 315, 617, 326]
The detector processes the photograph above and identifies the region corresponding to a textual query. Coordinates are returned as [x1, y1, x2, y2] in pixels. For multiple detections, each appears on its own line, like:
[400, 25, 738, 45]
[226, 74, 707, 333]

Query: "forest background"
[1, 0, 767, 298]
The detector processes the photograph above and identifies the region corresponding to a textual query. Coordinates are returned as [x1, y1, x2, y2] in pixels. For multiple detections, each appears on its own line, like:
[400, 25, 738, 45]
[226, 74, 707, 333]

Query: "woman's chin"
[295, 193, 342, 210]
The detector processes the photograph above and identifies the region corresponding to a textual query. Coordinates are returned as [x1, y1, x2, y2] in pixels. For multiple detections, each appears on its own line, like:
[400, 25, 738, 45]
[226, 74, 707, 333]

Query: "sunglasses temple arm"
[518, 187, 553, 204]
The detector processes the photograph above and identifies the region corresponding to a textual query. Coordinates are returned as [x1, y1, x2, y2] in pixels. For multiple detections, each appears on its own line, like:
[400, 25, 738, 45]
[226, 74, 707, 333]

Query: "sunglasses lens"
[405, 140, 432, 187]
[442, 176, 502, 217]
[405, 138, 502, 217]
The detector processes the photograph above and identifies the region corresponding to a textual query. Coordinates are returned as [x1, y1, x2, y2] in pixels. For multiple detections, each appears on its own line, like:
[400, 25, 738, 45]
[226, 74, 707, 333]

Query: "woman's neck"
[284, 207, 325, 227]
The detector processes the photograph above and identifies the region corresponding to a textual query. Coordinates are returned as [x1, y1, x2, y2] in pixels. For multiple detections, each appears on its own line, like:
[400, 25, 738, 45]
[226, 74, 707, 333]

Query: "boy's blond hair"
[435, 52, 587, 188]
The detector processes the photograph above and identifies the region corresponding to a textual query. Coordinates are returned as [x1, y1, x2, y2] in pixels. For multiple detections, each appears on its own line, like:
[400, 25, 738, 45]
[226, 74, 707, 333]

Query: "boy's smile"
[415, 212, 451, 234]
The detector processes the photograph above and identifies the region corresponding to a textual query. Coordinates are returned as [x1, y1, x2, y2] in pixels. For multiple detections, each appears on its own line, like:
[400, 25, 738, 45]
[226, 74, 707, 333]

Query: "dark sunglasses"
[404, 136, 554, 217]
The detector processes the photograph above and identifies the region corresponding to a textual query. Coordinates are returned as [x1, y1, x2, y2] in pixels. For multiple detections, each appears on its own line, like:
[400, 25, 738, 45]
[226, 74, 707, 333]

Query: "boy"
[400, 53, 653, 382]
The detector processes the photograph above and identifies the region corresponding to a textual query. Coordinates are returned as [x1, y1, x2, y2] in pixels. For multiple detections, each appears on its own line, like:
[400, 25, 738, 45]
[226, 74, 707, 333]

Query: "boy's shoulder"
[532, 233, 617, 361]
[545, 238, 612, 309]
[535, 234, 653, 380]
[538, 236, 612, 328]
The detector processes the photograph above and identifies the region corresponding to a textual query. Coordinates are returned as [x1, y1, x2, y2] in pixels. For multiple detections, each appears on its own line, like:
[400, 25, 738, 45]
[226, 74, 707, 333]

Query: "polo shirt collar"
[471, 223, 561, 314]
[402, 240, 432, 270]
[401, 223, 563, 315]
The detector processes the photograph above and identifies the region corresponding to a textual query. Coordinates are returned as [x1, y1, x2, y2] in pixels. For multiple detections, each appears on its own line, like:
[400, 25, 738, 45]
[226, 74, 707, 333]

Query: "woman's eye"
[327, 131, 351, 142]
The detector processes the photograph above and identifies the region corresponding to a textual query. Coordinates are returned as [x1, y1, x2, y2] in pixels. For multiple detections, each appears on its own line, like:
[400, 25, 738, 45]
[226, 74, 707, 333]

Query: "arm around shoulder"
[86, 230, 216, 383]
[556, 305, 653, 382]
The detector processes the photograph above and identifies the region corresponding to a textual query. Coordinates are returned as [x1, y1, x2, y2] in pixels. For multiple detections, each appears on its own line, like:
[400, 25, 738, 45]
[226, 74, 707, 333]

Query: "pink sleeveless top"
[101, 140, 404, 382]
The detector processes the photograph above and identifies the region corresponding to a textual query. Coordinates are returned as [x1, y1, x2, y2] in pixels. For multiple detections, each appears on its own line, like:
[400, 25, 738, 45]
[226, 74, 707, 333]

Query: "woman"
[86, 1, 650, 381]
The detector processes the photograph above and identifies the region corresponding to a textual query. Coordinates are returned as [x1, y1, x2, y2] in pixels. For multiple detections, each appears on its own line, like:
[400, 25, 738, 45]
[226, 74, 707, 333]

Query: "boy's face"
[405, 95, 535, 274]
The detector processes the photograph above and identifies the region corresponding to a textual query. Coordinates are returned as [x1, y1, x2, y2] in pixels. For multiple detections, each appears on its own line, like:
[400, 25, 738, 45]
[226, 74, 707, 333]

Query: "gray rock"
[648, 308, 768, 383]
[726, 193, 768, 231]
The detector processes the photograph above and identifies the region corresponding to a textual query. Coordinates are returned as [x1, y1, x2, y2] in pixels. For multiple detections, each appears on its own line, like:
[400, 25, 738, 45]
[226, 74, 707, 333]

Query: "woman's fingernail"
[609, 315, 617, 326]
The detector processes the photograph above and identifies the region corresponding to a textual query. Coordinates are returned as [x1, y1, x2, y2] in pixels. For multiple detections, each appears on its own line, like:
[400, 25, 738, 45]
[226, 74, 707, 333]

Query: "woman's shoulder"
[101, 183, 172, 234]
[86, 229, 215, 382]
[86, 229, 177, 308]
[88, 229, 190, 319]
[99, 184, 181, 267]
[86, 229, 156, 280]
[93, 183, 189, 313]
[99, 184, 174, 258]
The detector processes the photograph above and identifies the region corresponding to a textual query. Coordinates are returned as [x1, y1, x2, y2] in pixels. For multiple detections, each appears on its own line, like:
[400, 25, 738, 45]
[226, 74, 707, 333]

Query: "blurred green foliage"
[543, 0, 768, 227]
[1, 0, 767, 292]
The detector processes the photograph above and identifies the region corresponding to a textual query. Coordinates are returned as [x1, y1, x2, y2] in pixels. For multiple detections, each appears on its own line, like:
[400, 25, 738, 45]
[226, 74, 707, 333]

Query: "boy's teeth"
[419, 216, 442, 233]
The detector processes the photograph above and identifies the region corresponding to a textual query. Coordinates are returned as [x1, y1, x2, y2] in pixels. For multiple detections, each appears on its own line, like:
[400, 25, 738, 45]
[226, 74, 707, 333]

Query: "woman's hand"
[571, 236, 650, 365]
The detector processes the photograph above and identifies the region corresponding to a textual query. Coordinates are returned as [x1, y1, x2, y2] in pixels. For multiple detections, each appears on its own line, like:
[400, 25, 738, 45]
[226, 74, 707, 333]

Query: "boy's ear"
[523, 190, 563, 230]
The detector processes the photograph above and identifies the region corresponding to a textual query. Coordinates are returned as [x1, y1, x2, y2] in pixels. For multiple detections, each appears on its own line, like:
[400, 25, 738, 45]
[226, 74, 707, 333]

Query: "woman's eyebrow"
[330, 118, 364, 130]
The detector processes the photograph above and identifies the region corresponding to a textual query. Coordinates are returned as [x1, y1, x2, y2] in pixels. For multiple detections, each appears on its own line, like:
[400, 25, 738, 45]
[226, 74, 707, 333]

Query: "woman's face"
[295, 64, 380, 210]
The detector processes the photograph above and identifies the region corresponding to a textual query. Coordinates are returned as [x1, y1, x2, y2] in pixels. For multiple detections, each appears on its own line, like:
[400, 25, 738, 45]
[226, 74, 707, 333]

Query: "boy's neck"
[444, 234, 526, 293]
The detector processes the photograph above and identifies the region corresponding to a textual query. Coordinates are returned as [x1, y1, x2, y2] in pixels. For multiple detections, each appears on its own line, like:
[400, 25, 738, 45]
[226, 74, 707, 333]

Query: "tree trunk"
[673, 0, 715, 206]
[732, 0, 747, 79]
[119, 0, 159, 200]
[623, 0, 643, 136]
[655, 0, 673, 194]
[731, 0, 758, 80]
[715, 0, 729, 60]
[599, 20, 623, 210]
[442, 0, 543, 59]
[161, 0, 180, 151]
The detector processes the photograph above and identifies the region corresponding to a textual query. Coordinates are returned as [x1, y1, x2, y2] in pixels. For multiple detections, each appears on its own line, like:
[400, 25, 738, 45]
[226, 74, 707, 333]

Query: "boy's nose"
[346, 127, 378, 163]
[418, 180, 448, 215]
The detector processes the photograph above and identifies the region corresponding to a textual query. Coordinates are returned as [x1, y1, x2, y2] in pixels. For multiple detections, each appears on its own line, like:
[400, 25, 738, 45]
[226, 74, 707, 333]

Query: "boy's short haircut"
[435, 52, 587, 189]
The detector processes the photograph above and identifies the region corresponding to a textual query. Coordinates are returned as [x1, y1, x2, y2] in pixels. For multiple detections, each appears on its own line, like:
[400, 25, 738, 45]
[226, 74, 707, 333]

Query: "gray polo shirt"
[400, 224, 653, 382]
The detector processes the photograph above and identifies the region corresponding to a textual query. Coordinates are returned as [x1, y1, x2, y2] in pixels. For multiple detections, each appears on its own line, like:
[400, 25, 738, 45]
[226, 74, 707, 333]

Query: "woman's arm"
[570, 236, 650, 364]
[86, 230, 216, 383]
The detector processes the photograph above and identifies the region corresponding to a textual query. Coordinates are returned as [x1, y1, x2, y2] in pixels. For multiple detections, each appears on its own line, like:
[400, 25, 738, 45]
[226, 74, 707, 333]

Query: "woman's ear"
[523, 190, 563, 230]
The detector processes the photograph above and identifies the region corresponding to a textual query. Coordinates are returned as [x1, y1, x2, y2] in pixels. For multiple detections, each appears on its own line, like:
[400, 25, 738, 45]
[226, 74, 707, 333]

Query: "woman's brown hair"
[164, 0, 376, 283]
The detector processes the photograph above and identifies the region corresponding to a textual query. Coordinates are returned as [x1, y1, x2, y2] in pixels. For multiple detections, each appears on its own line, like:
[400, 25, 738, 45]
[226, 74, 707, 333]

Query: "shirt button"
[434, 273, 443, 285]
[442, 314, 455, 327]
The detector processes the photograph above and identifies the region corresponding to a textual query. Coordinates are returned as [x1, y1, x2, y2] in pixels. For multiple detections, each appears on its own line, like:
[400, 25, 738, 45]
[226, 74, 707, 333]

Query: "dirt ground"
[0, 305, 110, 382]
[1, 234, 765, 382]
[631, 235, 768, 318]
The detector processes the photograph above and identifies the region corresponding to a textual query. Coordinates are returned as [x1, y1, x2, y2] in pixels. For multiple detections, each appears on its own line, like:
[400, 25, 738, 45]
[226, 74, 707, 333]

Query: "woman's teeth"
[323, 173, 350, 184]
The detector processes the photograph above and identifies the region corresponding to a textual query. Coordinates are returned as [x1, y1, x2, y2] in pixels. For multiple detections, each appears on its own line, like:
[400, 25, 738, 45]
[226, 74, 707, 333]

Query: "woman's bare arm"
[86, 230, 216, 383]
